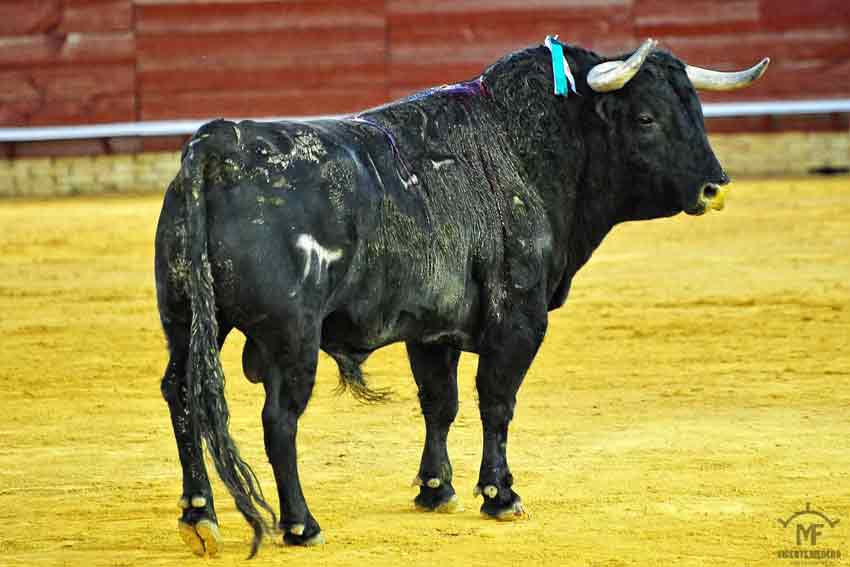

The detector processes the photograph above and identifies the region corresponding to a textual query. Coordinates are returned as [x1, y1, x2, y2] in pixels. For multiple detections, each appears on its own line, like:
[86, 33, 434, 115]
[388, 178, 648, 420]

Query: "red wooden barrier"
[136, 0, 387, 120]
[1, 0, 848, 156]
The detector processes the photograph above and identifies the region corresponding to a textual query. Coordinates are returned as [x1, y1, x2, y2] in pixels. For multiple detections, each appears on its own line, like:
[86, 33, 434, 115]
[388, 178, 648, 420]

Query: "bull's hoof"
[283, 529, 325, 546]
[283, 518, 324, 546]
[478, 488, 529, 522]
[178, 519, 222, 556]
[415, 492, 463, 513]
[177, 493, 220, 556]
[414, 480, 463, 513]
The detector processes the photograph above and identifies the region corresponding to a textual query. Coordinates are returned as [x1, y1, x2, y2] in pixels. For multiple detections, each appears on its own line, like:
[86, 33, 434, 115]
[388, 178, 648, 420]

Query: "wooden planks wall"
[0, 0, 135, 127]
[1, 0, 848, 155]
[135, 0, 387, 120]
[388, 0, 634, 101]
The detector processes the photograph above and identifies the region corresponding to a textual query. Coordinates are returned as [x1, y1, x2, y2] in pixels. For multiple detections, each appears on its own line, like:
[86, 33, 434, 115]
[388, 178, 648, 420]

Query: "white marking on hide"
[295, 234, 342, 283]
[400, 173, 419, 190]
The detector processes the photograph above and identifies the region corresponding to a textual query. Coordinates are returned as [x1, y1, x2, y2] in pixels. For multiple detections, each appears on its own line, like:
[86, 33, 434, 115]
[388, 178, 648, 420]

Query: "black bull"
[154, 40, 767, 556]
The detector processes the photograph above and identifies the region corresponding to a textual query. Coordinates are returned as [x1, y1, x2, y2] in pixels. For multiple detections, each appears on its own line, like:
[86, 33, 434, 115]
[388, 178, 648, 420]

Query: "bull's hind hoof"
[414, 481, 463, 513]
[479, 489, 529, 522]
[282, 516, 324, 547]
[178, 519, 222, 556]
[283, 529, 325, 546]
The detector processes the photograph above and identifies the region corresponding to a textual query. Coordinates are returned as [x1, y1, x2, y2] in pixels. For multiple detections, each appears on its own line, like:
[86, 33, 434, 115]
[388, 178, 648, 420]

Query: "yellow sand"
[0, 177, 848, 566]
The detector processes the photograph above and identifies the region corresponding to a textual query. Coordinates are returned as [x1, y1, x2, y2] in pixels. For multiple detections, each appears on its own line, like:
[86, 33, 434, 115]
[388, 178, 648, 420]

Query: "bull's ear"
[595, 98, 614, 126]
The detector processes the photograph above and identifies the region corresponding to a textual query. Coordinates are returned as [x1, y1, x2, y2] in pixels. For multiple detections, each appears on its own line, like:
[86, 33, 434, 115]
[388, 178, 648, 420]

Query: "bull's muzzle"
[699, 182, 730, 212]
[685, 181, 730, 216]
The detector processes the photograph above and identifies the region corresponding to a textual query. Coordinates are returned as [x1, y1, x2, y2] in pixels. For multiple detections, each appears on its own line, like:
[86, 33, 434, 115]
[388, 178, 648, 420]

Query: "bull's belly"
[321, 281, 482, 353]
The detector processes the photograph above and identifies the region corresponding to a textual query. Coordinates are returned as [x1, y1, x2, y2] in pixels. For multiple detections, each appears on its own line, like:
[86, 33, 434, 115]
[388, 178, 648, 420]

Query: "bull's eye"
[637, 113, 655, 126]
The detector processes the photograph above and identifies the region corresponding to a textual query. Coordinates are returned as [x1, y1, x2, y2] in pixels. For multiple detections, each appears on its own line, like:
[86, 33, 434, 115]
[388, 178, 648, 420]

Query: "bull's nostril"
[703, 184, 718, 199]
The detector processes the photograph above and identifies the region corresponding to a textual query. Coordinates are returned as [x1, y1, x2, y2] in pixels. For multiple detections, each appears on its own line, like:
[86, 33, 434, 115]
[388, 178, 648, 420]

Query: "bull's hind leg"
[474, 309, 546, 521]
[406, 342, 463, 513]
[257, 329, 324, 546]
[160, 319, 230, 556]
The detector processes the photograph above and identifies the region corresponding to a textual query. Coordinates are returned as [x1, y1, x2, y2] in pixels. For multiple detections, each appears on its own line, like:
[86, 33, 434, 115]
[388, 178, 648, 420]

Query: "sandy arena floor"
[0, 177, 848, 566]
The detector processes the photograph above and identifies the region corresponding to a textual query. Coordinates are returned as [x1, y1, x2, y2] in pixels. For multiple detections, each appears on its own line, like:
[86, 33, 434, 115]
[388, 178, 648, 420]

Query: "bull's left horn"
[587, 38, 657, 92]
[686, 58, 770, 91]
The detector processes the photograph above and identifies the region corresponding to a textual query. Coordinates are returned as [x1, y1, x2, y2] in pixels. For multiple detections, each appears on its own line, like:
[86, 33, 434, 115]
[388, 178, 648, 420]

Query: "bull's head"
[584, 39, 768, 218]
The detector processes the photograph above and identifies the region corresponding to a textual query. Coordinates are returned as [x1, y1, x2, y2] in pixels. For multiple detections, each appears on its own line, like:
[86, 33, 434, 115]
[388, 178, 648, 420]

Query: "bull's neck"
[564, 124, 638, 278]
[487, 90, 619, 306]
[539, 103, 634, 306]
[481, 48, 630, 305]
[565, 179, 620, 277]
[534, 150, 623, 310]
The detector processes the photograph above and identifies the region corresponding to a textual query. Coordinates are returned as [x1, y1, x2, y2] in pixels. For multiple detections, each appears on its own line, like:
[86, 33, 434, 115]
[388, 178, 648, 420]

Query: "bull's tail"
[181, 139, 277, 557]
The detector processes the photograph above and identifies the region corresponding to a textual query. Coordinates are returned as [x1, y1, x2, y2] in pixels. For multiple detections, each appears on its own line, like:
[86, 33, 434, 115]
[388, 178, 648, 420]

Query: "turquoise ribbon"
[545, 35, 578, 97]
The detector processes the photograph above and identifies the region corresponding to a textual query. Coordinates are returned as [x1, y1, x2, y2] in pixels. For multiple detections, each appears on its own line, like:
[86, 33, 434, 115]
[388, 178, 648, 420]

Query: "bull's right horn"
[686, 58, 770, 91]
[587, 38, 657, 92]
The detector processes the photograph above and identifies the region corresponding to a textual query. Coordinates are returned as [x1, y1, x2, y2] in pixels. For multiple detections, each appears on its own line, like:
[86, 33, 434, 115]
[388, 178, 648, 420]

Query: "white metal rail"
[0, 99, 848, 143]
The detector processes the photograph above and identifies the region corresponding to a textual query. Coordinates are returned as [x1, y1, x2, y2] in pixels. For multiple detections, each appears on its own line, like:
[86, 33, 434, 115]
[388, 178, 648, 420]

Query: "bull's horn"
[686, 58, 770, 91]
[587, 38, 657, 92]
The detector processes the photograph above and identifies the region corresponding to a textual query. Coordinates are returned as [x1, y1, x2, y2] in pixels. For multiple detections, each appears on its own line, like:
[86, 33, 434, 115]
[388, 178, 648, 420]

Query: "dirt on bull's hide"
[0, 177, 848, 566]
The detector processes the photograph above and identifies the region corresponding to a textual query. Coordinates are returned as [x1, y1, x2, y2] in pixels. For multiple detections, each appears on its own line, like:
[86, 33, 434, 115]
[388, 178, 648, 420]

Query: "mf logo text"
[776, 502, 842, 561]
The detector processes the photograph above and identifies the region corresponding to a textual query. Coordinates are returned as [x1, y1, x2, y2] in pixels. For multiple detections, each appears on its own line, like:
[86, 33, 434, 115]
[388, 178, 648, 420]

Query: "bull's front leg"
[406, 342, 462, 513]
[474, 307, 546, 520]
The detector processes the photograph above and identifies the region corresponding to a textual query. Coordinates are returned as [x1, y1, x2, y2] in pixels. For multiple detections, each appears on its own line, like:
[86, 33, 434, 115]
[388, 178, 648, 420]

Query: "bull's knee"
[479, 402, 514, 431]
[419, 392, 458, 425]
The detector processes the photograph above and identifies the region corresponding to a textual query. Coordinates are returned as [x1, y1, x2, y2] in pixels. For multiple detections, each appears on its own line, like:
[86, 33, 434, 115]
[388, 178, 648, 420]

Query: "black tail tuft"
[331, 354, 392, 404]
[182, 137, 278, 557]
